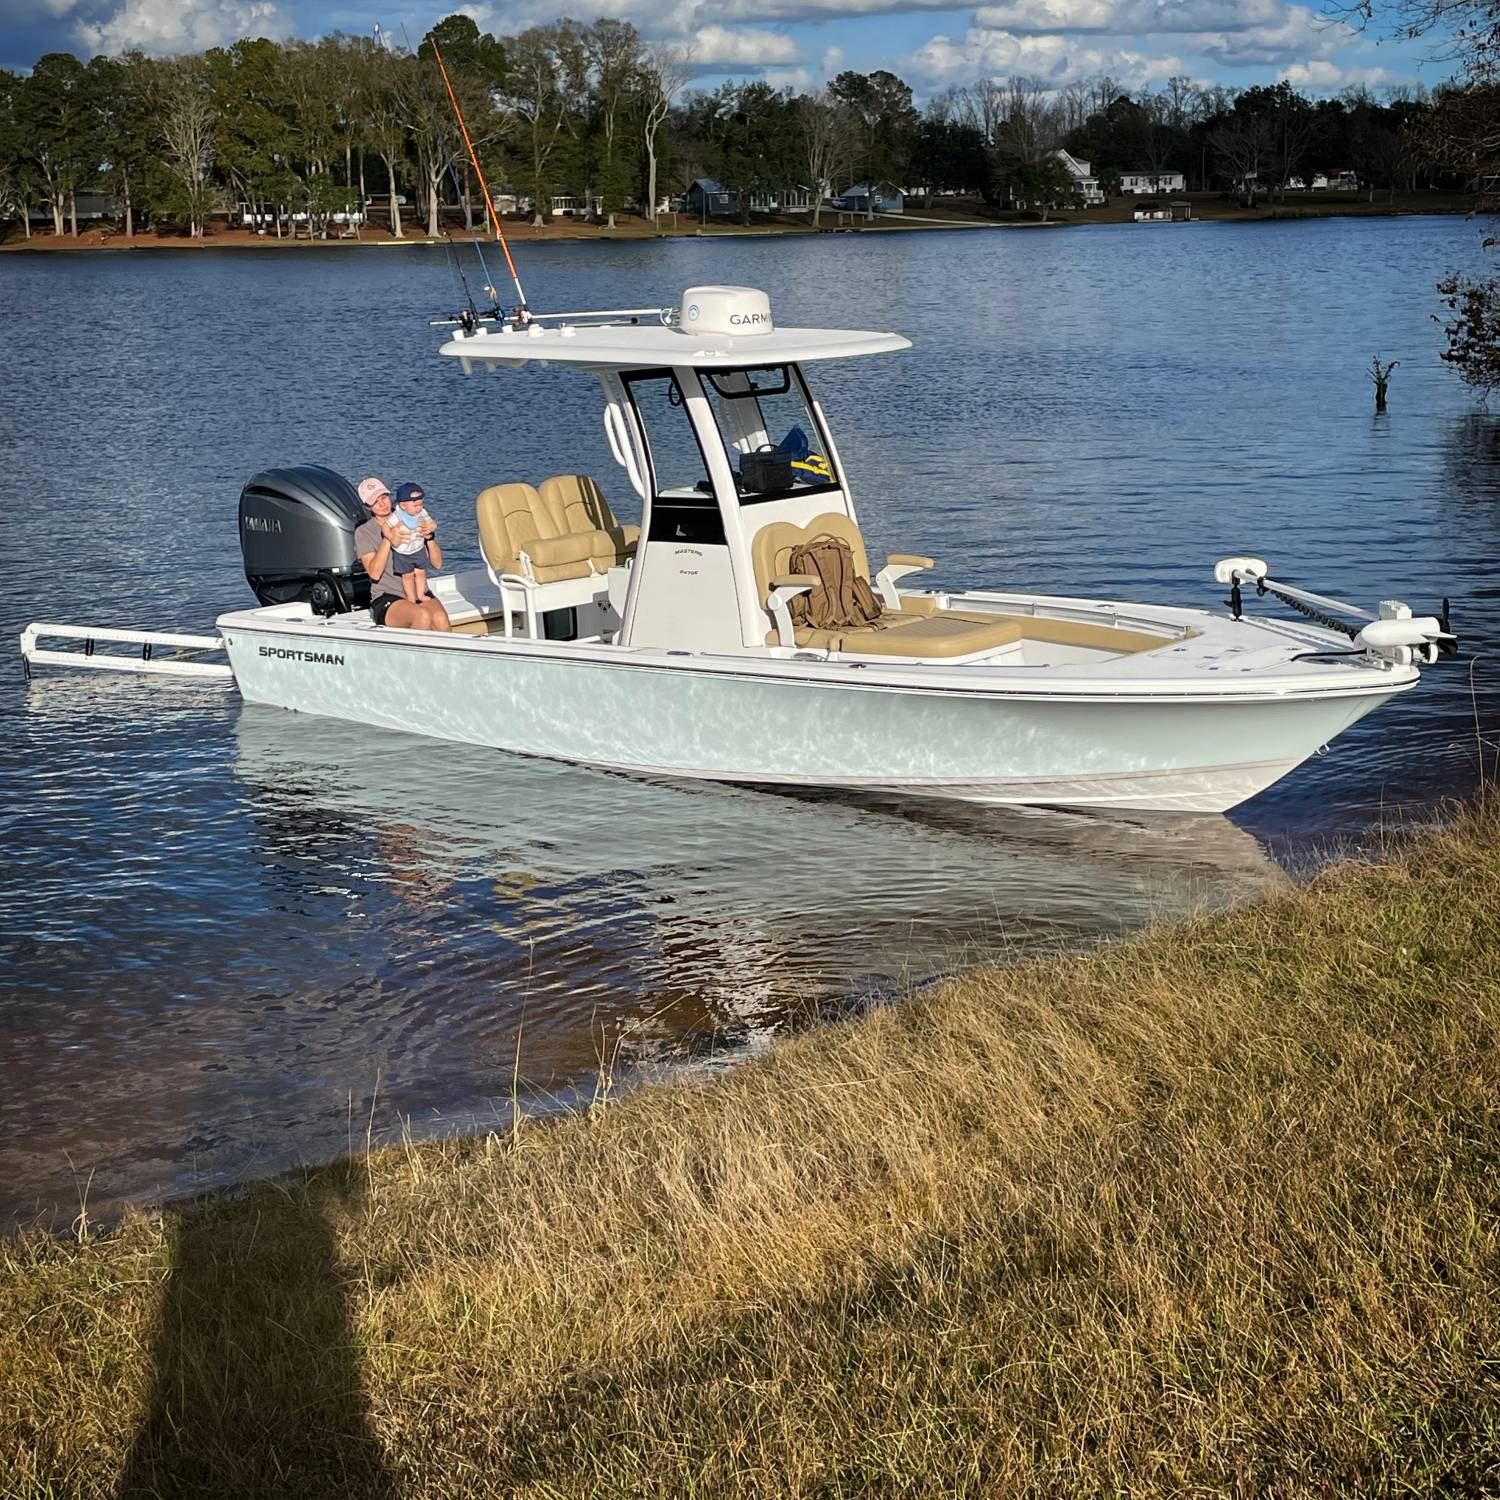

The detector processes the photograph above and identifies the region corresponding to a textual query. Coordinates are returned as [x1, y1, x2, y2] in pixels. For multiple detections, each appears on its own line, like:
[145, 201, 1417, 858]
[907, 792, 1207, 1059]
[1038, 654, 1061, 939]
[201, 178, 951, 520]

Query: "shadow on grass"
[117, 1162, 399, 1499]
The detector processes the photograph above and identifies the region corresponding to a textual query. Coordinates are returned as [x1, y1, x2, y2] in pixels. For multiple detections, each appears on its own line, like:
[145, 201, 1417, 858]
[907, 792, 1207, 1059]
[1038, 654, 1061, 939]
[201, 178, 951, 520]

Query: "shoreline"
[4, 798, 1498, 1492]
[0, 193, 1479, 255]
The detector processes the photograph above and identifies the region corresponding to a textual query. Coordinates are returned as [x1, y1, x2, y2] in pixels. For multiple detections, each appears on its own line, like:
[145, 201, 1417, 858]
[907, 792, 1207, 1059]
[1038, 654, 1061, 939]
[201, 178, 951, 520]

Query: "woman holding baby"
[354, 476, 452, 631]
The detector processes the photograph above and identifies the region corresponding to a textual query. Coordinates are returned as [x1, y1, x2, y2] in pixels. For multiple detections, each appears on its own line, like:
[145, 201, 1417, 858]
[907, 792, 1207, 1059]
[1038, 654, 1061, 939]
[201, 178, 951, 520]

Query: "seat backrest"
[750, 511, 873, 610]
[538, 474, 622, 536]
[476, 482, 551, 578]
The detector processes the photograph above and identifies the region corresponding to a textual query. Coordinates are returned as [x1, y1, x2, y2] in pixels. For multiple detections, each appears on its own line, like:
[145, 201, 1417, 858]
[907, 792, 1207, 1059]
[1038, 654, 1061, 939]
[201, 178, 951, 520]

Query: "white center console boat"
[23, 285, 1455, 813]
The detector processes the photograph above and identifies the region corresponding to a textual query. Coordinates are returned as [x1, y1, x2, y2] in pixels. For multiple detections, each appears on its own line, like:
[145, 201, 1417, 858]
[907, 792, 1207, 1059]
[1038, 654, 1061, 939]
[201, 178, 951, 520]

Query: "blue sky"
[1, 0, 1447, 96]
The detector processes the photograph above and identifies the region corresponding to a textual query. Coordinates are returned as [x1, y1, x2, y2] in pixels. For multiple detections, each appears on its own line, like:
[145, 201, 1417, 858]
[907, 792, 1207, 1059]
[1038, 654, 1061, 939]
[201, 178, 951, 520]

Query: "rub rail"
[20, 622, 235, 681]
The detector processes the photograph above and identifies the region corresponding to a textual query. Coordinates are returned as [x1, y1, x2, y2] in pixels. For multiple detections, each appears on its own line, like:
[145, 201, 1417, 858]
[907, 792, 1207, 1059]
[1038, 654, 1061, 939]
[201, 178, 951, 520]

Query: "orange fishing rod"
[428, 37, 529, 318]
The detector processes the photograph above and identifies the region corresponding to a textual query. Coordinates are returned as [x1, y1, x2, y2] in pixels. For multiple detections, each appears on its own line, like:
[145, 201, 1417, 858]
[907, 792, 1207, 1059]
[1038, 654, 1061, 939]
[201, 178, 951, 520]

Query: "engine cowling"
[238, 465, 371, 613]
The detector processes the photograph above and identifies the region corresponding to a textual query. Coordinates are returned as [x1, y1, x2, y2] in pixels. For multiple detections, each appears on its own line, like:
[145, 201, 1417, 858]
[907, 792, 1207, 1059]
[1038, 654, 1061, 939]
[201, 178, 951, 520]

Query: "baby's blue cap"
[395, 482, 425, 505]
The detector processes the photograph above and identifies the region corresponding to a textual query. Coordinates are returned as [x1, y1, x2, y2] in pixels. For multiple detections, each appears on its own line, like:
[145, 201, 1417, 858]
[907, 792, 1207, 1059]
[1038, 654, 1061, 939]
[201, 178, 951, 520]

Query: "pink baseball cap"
[357, 476, 390, 507]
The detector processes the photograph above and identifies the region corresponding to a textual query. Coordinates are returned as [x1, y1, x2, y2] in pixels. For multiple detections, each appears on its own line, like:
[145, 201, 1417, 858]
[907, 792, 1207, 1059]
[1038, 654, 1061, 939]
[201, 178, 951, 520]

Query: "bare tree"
[155, 59, 217, 237]
[397, 50, 503, 238]
[994, 75, 1056, 166]
[929, 83, 970, 128]
[1136, 92, 1176, 191]
[640, 42, 690, 226]
[1197, 83, 1235, 120]
[0, 162, 24, 238]
[359, 40, 407, 236]
[1088, 74, 1126, 117]
[1260, 84, 1321, 197]
[1212, 113, 1273, 203]
[1162, 74, 1200, 127]
[501, 21, 587, 227]
[586, 19, 643, 228]
[1057, 78, 1093, 134]
[971, 77, 1007, 143]
[397, 58, 450, 238]
[799, 89, 855, 226]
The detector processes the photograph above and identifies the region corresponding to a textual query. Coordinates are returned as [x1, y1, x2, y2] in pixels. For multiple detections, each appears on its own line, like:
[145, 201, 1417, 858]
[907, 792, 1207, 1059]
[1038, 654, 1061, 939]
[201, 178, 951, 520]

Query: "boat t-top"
[22, 283, 1455, 812]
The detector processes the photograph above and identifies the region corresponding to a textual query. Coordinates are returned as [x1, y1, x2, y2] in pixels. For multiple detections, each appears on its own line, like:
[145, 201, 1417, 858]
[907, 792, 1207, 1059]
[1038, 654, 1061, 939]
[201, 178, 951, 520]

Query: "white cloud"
[1187, 7, 1347, 65]
[961, 0, 1356, 65]
[972, 0, 1289, 34]
[691, 23, 802, 63]
[709, 0, 959, 21]
[911, 27, 1181, 83]
[909, 0, 1362, 85]
[73, 0, 289, 54]
[1279, 57, 1396, 87]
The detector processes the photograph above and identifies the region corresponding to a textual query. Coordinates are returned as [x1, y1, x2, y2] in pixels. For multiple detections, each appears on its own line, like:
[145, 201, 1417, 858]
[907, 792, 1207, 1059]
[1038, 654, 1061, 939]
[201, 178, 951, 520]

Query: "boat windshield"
[700, 366, 840, 503]
[622, 370, 714, 502]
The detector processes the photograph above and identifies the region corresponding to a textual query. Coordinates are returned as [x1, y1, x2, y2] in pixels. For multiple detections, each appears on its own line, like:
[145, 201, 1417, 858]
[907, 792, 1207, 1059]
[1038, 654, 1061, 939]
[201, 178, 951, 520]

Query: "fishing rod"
[380, 22, 495, 328]
[426, 34, 531, 321]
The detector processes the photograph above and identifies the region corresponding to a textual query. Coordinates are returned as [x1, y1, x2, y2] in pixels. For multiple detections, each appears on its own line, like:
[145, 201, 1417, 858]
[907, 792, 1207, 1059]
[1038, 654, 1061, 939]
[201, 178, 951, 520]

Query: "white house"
[1287, 171, 1359, 191]
[746, 185, 818, 213]
[1049, 150, 1104, 205]
[1119, 170, 1187, 194]
[551, 191, 604, 217]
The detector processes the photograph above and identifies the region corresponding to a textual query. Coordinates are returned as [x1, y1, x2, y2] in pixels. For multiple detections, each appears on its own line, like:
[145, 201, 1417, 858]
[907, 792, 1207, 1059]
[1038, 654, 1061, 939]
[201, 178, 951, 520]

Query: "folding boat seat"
[750, 512, 1024, 660]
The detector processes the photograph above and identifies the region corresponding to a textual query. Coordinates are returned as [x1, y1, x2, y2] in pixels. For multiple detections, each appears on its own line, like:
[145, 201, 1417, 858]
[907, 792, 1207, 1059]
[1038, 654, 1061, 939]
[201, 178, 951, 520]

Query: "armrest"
[609, 523, 641, 556]
[767, 573, 817, 648]
[875, 553, 934, 611]
[525, 532, 598, 569]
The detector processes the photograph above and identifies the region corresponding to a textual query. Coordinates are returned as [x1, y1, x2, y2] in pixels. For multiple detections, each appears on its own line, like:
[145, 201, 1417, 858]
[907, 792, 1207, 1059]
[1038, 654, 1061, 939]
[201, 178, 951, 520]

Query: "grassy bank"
[4, 805, 1500, 1496]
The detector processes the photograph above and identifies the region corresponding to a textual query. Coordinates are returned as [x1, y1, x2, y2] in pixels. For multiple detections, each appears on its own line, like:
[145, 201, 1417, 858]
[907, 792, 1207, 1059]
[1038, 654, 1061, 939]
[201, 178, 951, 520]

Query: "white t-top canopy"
[438, 285, 911, 370]
[440, 321, 911, 370]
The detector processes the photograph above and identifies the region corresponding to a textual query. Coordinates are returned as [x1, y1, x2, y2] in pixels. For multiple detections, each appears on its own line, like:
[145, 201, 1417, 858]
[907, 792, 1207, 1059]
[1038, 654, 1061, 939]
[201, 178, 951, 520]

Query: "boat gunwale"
[216, 602, 1421, 706]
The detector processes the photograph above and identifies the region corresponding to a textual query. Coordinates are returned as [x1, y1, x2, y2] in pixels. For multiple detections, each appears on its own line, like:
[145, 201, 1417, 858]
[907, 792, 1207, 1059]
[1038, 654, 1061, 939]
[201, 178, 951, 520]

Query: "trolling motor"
[1215, 557, 1457, 664]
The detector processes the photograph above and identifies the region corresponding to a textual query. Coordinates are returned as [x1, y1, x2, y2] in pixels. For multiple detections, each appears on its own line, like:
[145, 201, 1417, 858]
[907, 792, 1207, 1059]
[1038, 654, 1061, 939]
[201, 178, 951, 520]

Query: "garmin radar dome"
[678, 286, 774, 337]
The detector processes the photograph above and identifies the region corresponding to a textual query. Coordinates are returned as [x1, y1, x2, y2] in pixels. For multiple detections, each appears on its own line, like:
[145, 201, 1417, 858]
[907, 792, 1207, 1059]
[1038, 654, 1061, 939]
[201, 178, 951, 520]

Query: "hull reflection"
[232, 706, 1286, 1059]
[0, 707, 1287, 1229]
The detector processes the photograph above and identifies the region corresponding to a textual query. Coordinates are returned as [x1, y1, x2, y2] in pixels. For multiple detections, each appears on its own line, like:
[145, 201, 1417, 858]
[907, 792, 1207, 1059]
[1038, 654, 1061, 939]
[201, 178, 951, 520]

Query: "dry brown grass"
[4, 807, 1500, 1498]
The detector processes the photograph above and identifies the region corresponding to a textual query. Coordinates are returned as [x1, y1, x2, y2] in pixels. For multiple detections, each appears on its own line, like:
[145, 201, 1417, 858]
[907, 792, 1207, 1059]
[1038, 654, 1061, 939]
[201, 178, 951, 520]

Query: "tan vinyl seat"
[750, 513, 1022, 659]
[749, 512, 1173, 659]
[476, 477, 638, 585]
[477, 482, 588, 584]
[538, 474, 640, 569]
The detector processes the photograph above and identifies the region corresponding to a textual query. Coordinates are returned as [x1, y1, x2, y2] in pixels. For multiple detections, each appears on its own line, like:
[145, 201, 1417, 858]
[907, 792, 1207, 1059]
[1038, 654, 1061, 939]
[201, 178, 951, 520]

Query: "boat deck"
[216, 569, 1418, 703]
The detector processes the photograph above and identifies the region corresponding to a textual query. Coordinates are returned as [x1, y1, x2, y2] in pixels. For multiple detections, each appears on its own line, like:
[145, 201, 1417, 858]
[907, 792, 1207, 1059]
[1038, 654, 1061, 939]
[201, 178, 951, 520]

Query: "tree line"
[0, 11, 1486, 245]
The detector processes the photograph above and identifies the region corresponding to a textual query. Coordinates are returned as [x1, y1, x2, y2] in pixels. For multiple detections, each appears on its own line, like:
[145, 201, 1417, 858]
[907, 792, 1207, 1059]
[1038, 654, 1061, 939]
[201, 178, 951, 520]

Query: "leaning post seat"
[475, 477, 638, 639]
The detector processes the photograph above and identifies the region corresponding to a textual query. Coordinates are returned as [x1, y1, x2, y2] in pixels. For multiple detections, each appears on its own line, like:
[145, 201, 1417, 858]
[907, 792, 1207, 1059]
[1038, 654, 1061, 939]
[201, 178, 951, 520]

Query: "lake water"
[2, 217, 1496, 1228]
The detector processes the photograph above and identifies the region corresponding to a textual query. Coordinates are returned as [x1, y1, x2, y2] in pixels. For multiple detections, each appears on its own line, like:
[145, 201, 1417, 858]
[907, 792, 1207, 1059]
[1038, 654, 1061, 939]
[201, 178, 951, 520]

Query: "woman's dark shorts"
[371, 594, 396, 625]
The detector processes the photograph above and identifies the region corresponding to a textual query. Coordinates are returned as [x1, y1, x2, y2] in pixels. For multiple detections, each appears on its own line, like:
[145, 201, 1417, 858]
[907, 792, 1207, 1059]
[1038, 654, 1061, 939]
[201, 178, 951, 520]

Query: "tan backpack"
[786, 534, 885, 631]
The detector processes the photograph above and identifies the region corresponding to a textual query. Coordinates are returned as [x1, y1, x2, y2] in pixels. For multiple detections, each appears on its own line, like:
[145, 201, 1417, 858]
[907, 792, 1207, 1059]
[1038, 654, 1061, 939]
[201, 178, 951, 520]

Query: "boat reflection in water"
[2, 704, 1287, 1228]
[232, 706, 1285, 1099]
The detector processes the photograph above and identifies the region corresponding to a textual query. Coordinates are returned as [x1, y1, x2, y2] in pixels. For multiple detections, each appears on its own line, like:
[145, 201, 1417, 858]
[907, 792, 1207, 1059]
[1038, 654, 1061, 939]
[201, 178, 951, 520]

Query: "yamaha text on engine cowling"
[238, 465, 372, 616]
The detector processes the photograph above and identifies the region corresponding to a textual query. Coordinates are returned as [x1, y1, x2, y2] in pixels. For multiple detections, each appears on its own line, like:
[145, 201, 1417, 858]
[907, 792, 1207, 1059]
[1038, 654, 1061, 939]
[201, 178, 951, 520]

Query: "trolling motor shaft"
[1214, 557, 1457, 664]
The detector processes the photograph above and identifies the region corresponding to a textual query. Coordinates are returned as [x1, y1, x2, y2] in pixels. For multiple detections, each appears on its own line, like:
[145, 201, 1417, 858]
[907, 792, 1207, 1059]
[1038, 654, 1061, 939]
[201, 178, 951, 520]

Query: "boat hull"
[220, 618, 1409, 813]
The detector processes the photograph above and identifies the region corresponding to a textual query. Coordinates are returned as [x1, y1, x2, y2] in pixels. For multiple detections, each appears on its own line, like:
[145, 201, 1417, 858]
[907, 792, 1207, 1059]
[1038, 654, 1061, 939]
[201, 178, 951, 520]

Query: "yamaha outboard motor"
[238, 465, 371, 616]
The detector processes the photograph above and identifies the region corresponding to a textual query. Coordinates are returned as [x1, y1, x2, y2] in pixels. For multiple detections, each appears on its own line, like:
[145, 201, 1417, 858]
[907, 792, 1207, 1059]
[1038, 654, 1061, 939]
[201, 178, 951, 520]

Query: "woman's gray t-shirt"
[354, 518, 402, 601]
